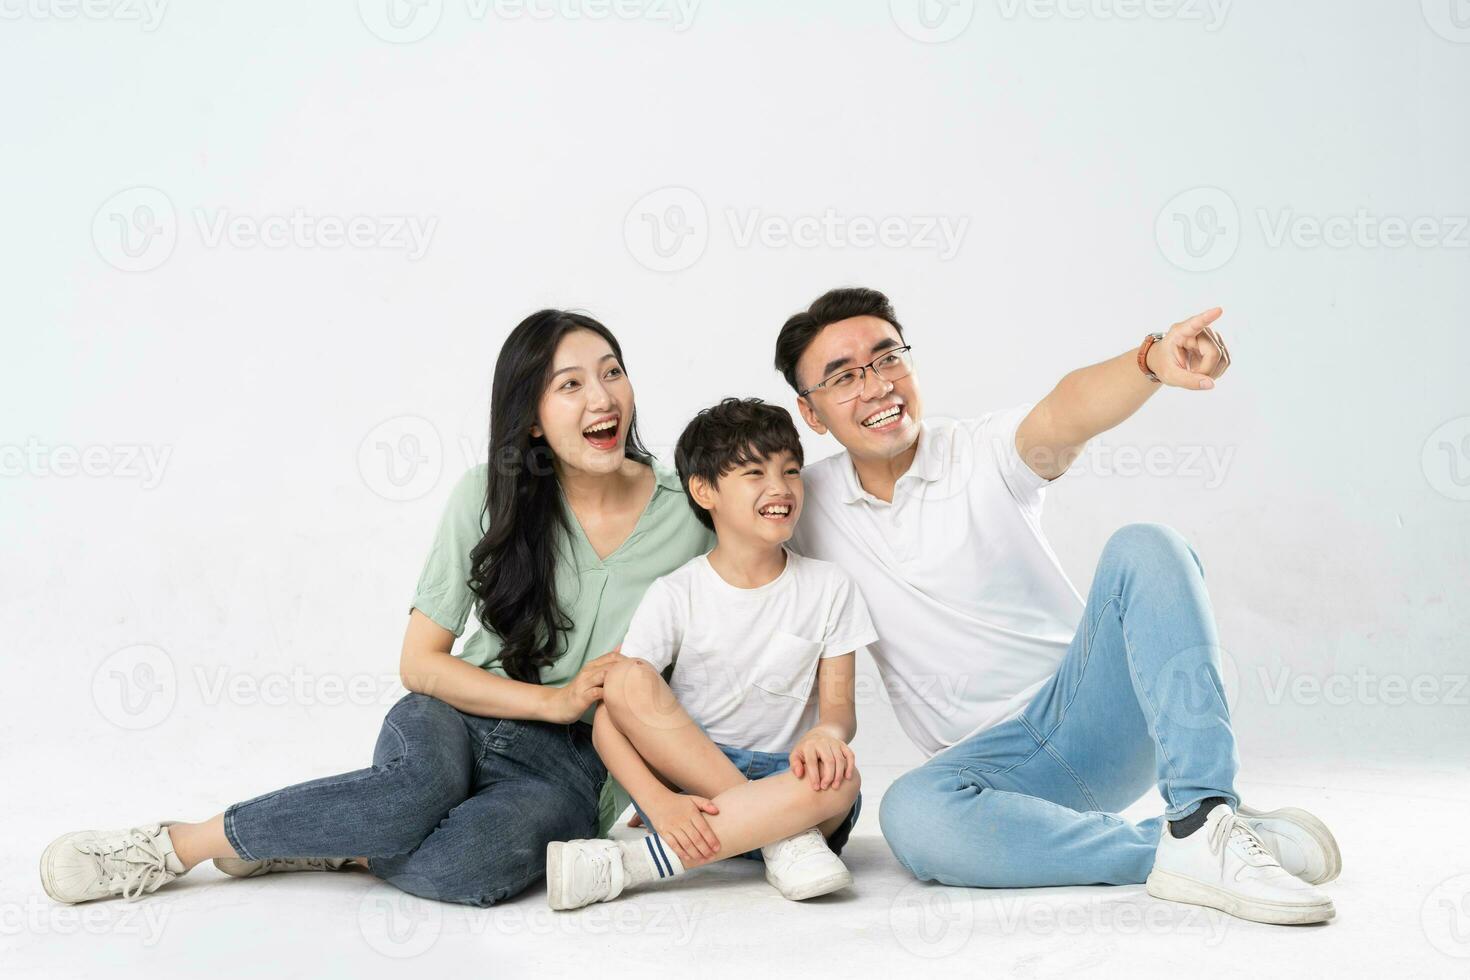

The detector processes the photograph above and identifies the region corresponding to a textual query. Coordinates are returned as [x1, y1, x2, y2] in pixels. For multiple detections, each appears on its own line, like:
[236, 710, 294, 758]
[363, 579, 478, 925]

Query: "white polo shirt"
[789, 405, 1085, 757]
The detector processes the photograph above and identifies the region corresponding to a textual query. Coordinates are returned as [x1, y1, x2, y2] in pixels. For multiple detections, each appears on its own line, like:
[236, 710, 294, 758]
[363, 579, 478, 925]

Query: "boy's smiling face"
[690, 449, 803, 547]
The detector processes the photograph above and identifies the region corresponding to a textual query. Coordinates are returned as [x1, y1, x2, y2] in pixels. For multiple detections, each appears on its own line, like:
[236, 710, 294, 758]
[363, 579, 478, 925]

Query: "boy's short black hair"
[774, 286, 905, 394]
[674, 397, 804, 532]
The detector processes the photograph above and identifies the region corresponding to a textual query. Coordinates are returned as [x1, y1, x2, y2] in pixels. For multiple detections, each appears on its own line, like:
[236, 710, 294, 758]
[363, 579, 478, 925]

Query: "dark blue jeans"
[223, 692, 606, 906]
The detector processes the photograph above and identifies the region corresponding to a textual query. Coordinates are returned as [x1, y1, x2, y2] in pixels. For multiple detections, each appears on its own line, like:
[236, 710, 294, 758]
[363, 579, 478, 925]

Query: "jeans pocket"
[482, 717, 523, 755]
[565, 722, 606, 788]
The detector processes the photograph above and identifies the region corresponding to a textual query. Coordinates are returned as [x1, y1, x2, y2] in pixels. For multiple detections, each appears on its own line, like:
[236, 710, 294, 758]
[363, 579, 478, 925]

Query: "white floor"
[4, 754, 1467, 979]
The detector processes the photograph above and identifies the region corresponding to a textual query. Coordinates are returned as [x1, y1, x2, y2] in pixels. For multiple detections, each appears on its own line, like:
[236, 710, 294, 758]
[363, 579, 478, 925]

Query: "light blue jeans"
[878, 523, 1240, 887]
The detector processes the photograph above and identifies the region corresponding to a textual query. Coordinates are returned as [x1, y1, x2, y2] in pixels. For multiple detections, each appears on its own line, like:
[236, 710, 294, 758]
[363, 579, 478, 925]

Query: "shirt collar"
[837, 419, 946, 504]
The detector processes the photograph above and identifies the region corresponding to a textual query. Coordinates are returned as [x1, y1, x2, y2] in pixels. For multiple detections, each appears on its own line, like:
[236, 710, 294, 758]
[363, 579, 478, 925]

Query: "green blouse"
[409, 457, 715, 833]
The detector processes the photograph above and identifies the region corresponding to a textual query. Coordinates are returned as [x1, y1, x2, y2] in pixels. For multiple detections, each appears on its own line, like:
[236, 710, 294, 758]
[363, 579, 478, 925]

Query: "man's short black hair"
[774, 286, 905, 394]
[674, 397, 804, 531]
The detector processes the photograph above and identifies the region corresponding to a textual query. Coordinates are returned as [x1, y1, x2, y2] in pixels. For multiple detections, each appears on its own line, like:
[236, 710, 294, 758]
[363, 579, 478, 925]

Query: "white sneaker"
[760, 828, 852, 901]
[40, 823, 187, 904]
[214, 856, 354, 878]
[1238, 803, 1342, 885]
[546, 839, 626, 911]
[1146, 804, 1335, 925]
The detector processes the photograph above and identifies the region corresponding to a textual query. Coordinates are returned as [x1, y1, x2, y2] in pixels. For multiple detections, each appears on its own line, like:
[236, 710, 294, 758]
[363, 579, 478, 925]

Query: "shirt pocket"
[751, 631, 823, 702]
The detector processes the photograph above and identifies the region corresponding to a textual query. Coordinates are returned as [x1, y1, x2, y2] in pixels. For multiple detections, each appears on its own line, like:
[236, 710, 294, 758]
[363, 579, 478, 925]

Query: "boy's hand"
[644, 792, 721, 866]
[790, 732, 856, 791]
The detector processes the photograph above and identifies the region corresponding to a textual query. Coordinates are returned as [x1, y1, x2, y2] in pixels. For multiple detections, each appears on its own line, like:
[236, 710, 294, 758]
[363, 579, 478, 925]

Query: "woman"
[40, 310, 715, 907]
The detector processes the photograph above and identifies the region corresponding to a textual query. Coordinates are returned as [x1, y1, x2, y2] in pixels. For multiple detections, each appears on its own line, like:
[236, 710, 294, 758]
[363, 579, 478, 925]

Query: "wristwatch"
[1137, 332, 1164, 383]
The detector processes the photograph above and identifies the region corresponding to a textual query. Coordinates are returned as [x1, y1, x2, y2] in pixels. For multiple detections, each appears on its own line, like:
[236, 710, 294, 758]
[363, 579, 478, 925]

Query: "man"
[776, 287, 1340, 925]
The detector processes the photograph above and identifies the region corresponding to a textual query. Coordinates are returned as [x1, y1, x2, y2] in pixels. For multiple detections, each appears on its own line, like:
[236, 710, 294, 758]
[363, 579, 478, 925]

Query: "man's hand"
[540, 649, 627, 724]
[1147, 307, 1231, 390]
[644, 791, 721, 865]
[789, 731, 856, 791]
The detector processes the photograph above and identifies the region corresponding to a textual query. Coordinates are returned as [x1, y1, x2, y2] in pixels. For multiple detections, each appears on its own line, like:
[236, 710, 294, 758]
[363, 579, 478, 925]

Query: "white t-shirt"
[619, 547, 878, 753]
[789, 406, 1086, 758]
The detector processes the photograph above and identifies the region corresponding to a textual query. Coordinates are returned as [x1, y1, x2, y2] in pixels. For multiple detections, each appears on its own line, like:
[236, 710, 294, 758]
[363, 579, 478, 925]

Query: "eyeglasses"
[798, 346, 914, 402]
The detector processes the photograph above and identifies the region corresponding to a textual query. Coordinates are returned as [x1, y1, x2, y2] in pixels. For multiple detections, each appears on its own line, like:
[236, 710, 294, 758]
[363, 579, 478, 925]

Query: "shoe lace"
[79, 828, 173, 901]
[580, 845, 614, 900]
[1207, 810, 1274, 864]
[774, 830, 827, 863]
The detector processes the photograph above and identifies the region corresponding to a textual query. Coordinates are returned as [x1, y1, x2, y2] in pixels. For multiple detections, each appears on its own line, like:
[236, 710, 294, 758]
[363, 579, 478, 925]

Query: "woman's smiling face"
[531, 328, 636, 477]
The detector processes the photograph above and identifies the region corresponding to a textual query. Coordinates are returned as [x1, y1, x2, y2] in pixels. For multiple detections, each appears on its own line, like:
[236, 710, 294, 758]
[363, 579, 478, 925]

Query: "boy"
[545, 397, 878, 911]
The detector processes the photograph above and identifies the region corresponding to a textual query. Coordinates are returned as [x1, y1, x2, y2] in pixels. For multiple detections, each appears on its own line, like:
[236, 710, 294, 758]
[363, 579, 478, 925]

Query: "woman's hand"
[540, 648, 627, 724]
[790, 731, 856, 791]
[644, 791, 721, 866]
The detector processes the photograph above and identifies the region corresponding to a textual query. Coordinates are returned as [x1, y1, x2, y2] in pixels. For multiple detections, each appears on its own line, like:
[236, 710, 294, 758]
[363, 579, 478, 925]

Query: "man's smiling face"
[793, 314, 923, 463]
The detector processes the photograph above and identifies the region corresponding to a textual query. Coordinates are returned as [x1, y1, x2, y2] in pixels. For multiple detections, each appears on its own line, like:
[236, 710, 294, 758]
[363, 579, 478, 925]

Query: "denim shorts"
[630, 742, 860, 862]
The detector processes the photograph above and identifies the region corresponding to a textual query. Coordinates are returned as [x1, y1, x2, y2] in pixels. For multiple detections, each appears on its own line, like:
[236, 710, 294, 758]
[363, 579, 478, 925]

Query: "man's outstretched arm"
[1015, 307, 1231, 480]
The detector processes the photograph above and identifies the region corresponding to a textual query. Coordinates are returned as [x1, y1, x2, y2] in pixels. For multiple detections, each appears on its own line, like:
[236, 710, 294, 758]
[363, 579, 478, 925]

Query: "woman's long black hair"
[467, 310, 652, 683]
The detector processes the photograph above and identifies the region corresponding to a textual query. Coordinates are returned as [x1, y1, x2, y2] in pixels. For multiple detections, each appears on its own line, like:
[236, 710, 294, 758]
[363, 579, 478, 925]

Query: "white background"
[3, 1, 1468, 977]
